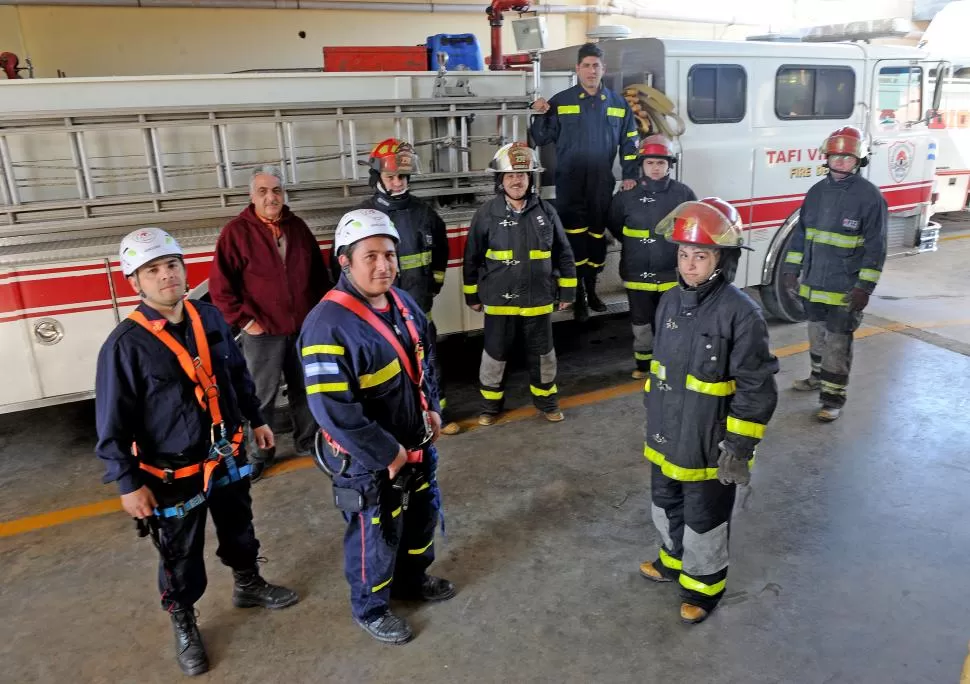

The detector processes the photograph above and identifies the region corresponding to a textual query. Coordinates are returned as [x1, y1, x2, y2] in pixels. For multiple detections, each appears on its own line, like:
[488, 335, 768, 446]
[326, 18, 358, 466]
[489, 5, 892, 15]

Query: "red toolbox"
[323, 46, 428, 72]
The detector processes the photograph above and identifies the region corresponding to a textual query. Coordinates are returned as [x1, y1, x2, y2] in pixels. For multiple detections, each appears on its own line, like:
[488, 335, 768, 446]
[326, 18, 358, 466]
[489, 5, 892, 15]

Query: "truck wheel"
[760, 230, 807, 323]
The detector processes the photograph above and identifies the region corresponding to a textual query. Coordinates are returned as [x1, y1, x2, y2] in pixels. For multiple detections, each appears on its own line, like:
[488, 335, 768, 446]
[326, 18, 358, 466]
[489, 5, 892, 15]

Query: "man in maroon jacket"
[210, 166, 332, 480]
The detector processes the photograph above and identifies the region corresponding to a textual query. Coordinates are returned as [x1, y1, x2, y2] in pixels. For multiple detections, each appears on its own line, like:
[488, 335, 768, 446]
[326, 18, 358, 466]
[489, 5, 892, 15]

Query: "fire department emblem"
[131, 229, 156, 243]
[888, 140, 915, 183]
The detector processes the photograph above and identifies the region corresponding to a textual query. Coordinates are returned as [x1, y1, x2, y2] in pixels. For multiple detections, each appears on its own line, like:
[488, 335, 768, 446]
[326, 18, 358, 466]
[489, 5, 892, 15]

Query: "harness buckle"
[161, 468, 175, 484]
[174, 503, 187, 518]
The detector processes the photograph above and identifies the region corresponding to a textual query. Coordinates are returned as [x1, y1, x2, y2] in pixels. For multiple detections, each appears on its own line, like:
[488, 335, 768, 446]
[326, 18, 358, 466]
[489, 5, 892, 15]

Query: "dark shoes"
[586, 289, 607, 313]
[170, 608, 208, 676]
[232, 568, 299, 609]
[249, 457, 274, 483]
[391, 575, 457, 602]
[355, 610, 415, 645]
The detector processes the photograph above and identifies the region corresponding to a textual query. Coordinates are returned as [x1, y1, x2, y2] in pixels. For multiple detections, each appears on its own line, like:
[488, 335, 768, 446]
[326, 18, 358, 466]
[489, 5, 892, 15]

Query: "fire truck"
[928, 72, 970, 213]
[0, 30, 947, 413]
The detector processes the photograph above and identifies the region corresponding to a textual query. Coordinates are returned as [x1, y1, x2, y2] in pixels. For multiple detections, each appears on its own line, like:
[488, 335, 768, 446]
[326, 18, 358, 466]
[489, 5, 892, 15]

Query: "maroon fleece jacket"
[209, 204, 331, 336]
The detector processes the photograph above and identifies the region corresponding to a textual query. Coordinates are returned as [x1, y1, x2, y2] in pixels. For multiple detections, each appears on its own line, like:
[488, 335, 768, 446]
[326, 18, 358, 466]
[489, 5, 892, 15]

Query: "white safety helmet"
[487, 142, 543, 173]
[120, 227, 184, 277]
[333, 208, 400, 255]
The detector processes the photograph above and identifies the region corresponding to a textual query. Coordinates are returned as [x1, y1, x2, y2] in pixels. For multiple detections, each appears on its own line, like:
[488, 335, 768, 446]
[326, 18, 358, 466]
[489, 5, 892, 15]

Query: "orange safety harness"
[314, 288, 433, 476]
[128, 301, 247, 517]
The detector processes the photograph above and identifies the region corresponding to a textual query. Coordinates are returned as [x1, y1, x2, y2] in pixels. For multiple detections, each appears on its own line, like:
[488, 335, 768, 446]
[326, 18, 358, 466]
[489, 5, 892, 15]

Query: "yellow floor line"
[0, 319, 928, 539]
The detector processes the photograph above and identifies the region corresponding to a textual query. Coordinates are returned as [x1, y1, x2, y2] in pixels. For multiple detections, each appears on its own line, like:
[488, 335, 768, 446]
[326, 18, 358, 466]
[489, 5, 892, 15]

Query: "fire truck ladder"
[0, 95, 533, 245]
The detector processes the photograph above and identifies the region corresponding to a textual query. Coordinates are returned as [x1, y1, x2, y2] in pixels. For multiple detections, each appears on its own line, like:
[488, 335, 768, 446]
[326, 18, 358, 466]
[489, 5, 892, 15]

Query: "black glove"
[847, 287, 870, 312]
[781, 271, 800, 295]
[716, 441, 751, 486]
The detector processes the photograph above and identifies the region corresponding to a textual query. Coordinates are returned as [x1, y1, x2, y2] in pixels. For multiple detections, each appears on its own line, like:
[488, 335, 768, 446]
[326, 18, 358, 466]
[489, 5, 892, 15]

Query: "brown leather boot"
[680, 603, 709, 624]
[638, 561, 673, 583]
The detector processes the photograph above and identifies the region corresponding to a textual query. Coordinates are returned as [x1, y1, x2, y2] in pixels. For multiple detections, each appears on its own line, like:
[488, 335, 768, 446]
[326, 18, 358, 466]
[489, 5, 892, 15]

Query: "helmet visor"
[657, 201, 744, 247]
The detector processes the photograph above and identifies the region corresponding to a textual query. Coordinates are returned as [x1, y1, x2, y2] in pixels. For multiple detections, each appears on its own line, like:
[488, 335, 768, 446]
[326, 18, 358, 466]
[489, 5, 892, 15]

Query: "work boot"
[573, 296, 590, 323]
[542, 410, 565, 423]
[478, 413, 497, 426]
[680, 603, 709, 624]
[249, 454, 276, 483]
[638, 560, 673, 583]
[441, 421, 462, 435]
[355, 609, 414, 645]
[232, 567, 299, 609]
[632, 369, 648, 380]
[792, 376, 821, 391]
[170, 608, 209, 676]
[816, 405, 842, 422]
[393, 575, 457, 602]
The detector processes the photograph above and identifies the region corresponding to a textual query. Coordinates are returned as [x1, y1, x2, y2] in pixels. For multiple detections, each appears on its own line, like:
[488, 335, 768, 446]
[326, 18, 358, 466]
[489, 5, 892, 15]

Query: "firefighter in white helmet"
[462, 142, 577, 425]
[300, 209, 454, 645]
[95, 227, 298, 677]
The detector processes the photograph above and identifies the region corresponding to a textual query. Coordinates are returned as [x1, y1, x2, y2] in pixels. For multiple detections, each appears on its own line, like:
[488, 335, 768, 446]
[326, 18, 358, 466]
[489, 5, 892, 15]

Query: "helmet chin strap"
[377, 180, 408, 198]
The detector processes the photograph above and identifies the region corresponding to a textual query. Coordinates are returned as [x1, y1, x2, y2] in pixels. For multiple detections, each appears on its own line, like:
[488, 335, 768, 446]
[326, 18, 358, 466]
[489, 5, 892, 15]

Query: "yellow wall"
[12, 5, 570, 78]
[0, 7, 26, 57]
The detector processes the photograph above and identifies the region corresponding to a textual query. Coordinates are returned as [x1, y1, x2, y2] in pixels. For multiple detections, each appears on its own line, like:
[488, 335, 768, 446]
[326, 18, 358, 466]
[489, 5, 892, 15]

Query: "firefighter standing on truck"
[530, 42, 639, 322]
[607, 135, 697, 379]
[356, 138, 460, 435]
[638, 199, 778, 625]
[462, 142, 576, 425]
[300, 209, 455, 646]
[782, 126, 888, 422]
[95, 228, 298, 677]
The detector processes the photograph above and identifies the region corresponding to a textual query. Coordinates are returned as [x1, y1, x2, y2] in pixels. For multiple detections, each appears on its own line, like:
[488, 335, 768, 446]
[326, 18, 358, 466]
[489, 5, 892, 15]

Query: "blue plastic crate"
[426, 33, 484, 71]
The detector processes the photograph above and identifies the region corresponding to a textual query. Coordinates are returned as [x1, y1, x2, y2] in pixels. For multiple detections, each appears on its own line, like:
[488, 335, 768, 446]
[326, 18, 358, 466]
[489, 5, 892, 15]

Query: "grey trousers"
[239, 332, 318, 462]
[804, 302, 864, 408]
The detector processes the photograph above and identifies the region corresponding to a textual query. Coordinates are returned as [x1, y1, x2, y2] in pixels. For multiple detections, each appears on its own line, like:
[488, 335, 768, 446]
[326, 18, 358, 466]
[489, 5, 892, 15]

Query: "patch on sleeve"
[304, 361, 340, 378]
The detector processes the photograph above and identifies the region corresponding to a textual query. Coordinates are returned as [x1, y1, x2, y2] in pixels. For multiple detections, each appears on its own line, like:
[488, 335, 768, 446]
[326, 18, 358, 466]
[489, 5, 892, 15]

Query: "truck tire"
[760, 228, 807, 323]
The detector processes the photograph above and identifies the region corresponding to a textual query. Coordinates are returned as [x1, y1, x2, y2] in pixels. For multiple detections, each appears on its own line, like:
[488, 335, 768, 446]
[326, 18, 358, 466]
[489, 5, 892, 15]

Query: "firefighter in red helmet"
[356, 138, 460, 434]
[782, 126, 888, 422]
[638, 198, 778, 624]
[607, 135, 697, 379]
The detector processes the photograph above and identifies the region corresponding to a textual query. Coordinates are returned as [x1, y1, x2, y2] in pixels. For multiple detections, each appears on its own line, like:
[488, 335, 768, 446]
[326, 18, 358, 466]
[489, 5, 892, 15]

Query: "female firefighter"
[637, 198, 779, 624]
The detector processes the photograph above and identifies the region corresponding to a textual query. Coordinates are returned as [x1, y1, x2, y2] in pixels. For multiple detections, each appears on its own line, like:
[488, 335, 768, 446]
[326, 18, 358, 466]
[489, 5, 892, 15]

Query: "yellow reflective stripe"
[626, 130, 638, 138]
[634, 352, 652, 361]
[588, 231, 604, 239]
[859, 268, 881, 283]
[650, 360, 666, 381]
[433, 271, 446, 284]
[685, 374, 736, 397]
[398, 251, 432, 269]
[623, 155, 638, 161]
[587, 261, 605, 268]
[606, 107, 625, 117]
[302, 344, 345, 356]
[574, 258, 589, 266]
[565, 226, 588, 235]
[558, 277, 577, 288]
[530, 384, 558, 397]
[463, 283, 479, 294]
[659, 547, 682, 570]
[623, 226, 651, 238]
[727, 415, 766, 439]
[679, 574, 726, 596]
[408, 539, 434, 555]
[785, 251, 803, 265]
[558, 104, 580, 115]
[438, 397, 447, 409]
[359, 358, 401, 389]
[643, 377, 651, 392]
[415, 482, 430, 493]
[624, 281, 677, 292]
[371, 506, 402, 525]
[480, 388, 504, 400]
[483, 304, 554, 316]
[805, 228, 864, 249]
[643, 443, 719, 482]
[798, 284, 847, 306]
[371, 576, 393, 593]
[486, 249, 514, 260]
[306, 382, 349, 394]
[529, 250, 551, 259]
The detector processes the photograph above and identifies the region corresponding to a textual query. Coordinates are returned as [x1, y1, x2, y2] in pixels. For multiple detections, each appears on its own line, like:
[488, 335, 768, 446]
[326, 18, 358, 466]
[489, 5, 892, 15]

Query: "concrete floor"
[2, 232, 970, 683]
